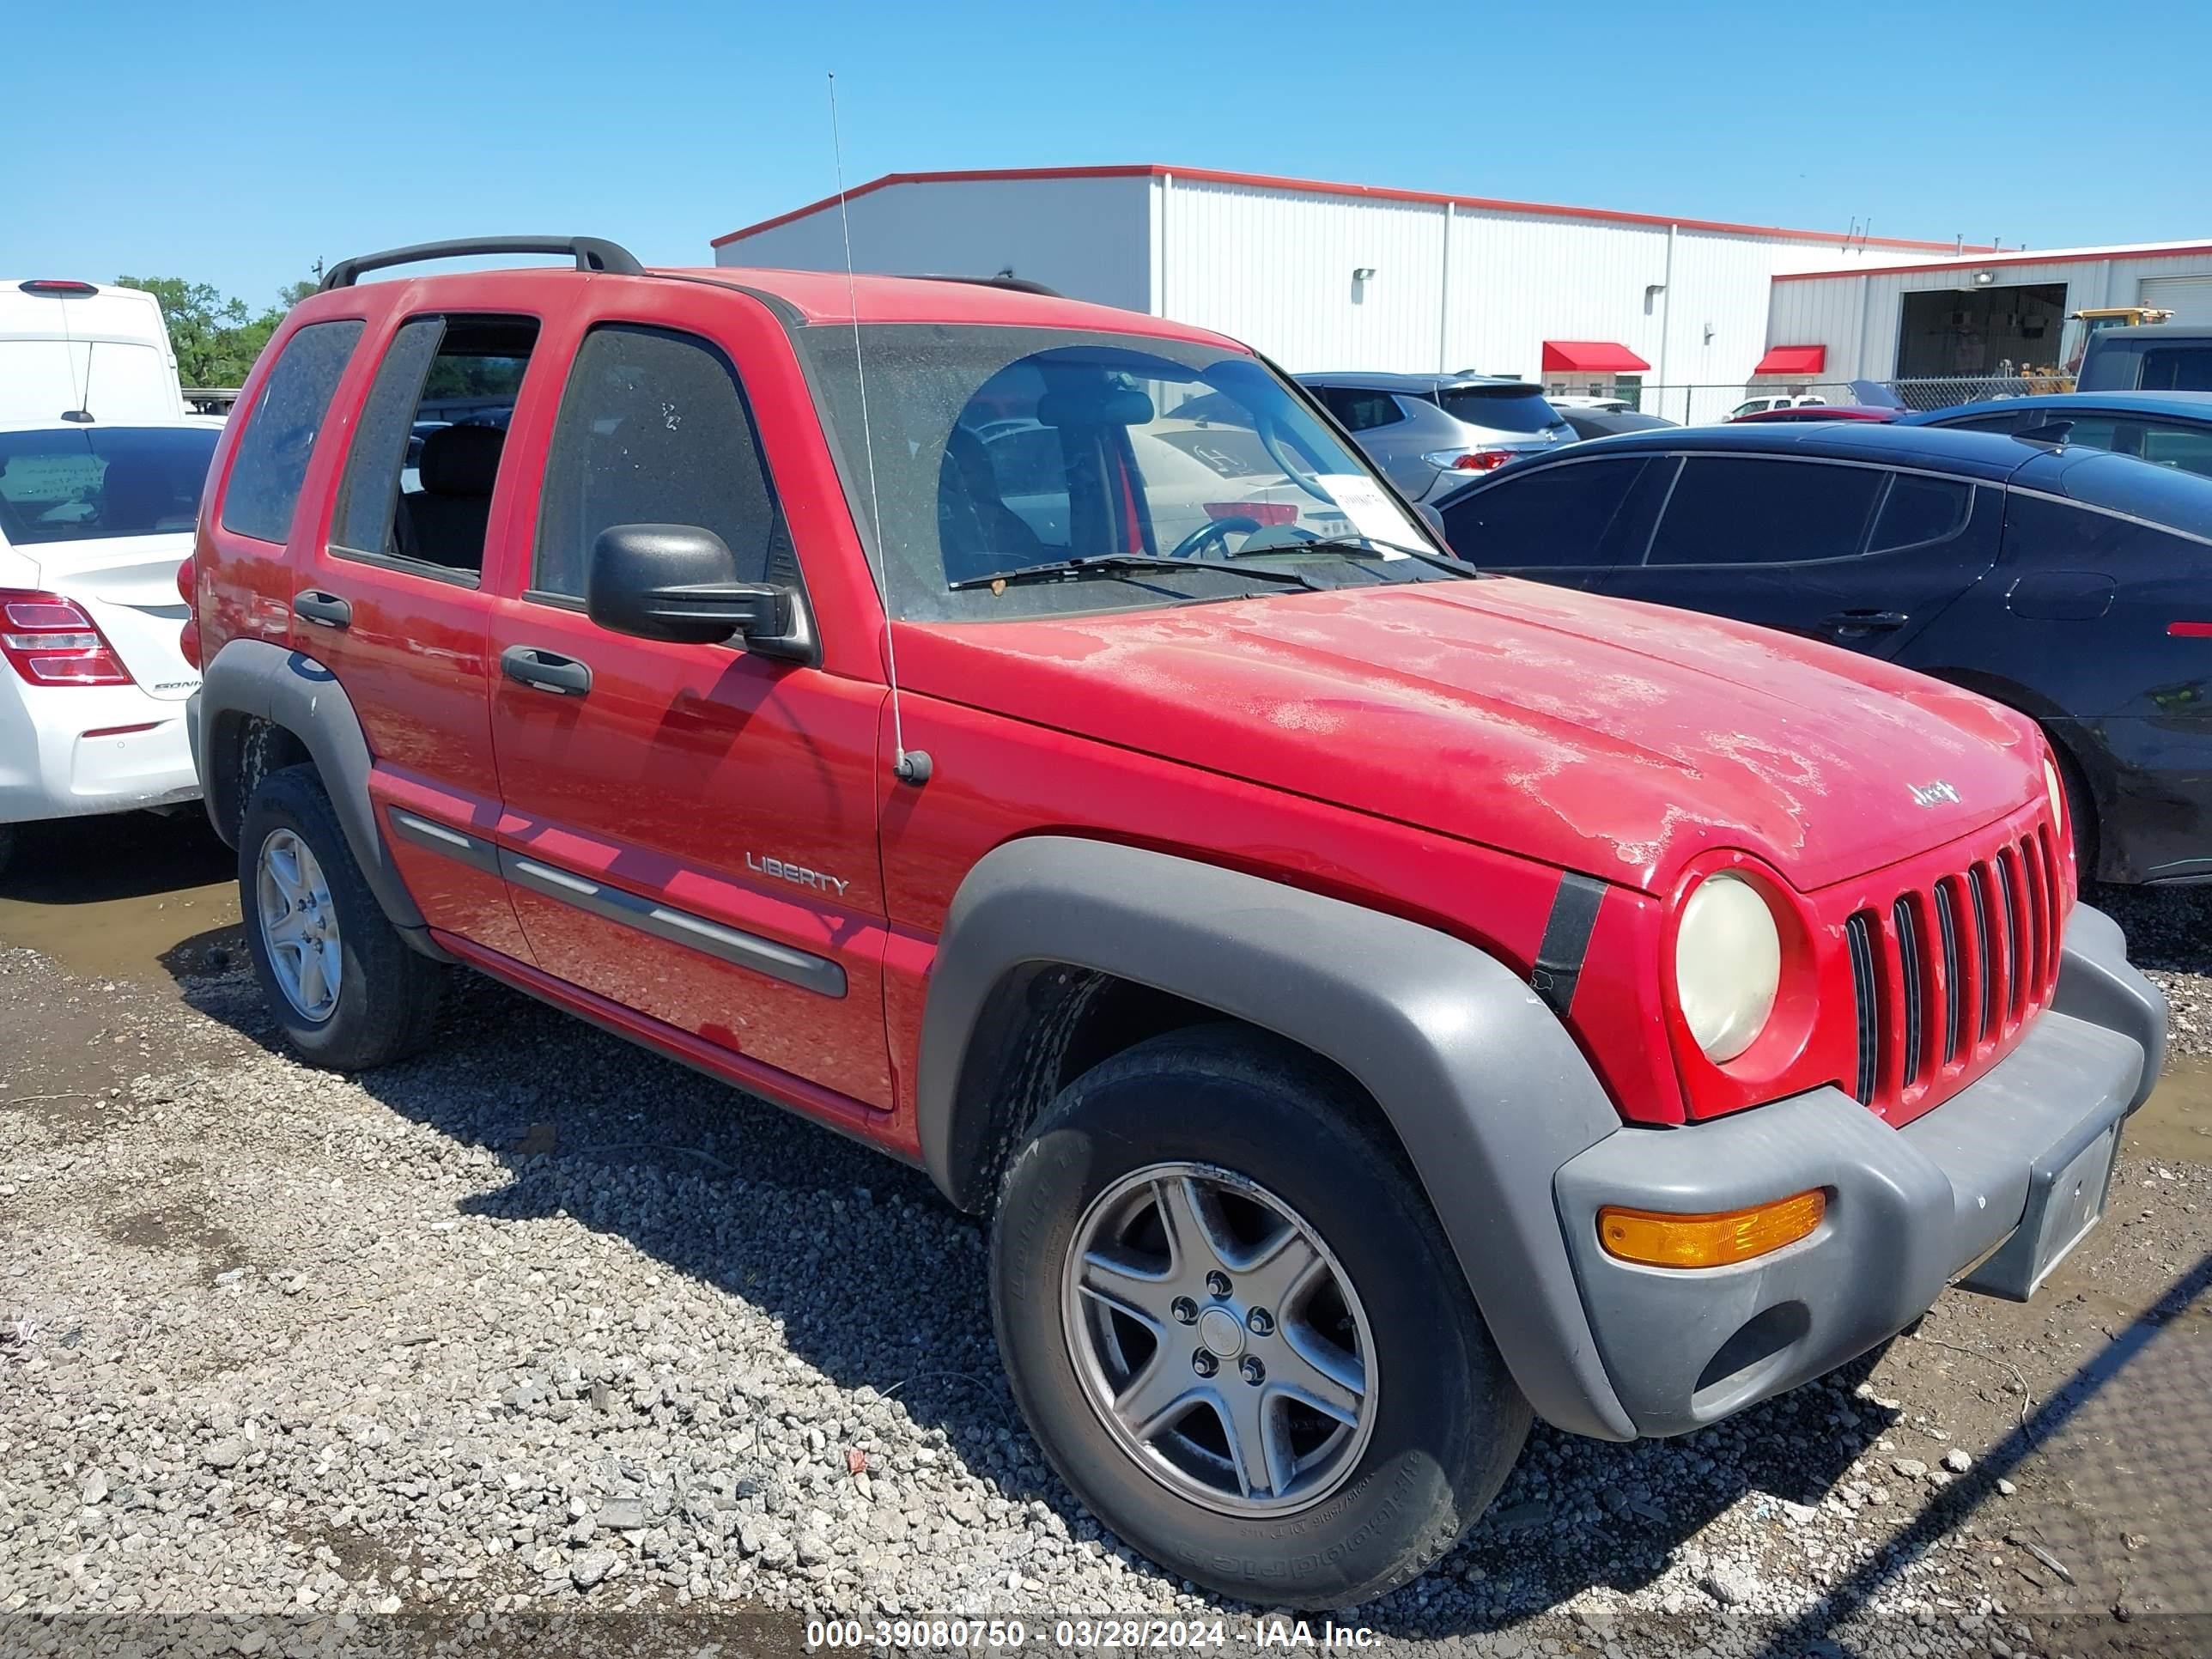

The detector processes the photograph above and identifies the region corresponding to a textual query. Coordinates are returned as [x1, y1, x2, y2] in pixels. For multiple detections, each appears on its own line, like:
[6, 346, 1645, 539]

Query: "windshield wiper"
[1225, 533, 1479, 579]
[947, 554, 1322, 592]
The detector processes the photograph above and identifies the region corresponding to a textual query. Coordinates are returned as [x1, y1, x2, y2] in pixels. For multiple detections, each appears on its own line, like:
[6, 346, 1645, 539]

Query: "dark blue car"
[1435, 422, 2212, 885]
[1899, 391, 2212, 482]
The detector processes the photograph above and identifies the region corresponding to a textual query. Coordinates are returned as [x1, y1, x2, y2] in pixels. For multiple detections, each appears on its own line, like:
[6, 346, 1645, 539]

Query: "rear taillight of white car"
[1423, 448, 1513, 474]
[0, 590, 133, 687]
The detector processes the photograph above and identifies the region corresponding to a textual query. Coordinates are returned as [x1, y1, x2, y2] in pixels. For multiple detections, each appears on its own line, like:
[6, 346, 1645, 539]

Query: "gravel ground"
[2, 823, 2209, 1658]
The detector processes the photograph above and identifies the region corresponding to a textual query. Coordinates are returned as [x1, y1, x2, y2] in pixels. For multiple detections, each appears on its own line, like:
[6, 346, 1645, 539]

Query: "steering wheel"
[1167, 514, 1264, 561]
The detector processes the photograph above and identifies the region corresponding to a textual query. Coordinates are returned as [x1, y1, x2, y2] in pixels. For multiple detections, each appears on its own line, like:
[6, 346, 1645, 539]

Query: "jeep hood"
[899, 578, 2043, 894]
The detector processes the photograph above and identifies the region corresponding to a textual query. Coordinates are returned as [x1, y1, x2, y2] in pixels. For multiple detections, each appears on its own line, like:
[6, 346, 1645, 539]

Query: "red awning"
[1540, 340, 1650, 374]
[1753, 344, 1826, 375]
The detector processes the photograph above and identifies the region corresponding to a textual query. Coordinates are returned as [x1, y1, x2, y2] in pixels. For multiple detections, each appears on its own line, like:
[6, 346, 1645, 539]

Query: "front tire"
[239, 764, 443, 1069]
[991, 1025, 1530, 1606]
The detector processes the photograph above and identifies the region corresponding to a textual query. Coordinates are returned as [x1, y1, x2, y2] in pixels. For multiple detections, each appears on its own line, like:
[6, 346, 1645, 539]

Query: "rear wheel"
[239, 764, 443, 1069]
[991, 1025, 1530, 1606]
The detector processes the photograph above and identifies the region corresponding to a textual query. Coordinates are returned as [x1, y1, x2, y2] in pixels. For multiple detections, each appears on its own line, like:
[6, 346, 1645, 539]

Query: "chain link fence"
[1604, 374, 2063, 426]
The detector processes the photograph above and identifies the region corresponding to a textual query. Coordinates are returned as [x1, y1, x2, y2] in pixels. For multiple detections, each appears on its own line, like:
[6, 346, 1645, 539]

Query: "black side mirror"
[586, 523, 799, 651]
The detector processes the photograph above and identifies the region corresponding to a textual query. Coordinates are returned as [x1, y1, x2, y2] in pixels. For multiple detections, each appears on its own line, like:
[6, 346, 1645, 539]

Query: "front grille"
[1844, 912, 1879, 1104]
[1843, 821, 2062, 1119]
[1892, 896, 1924, 1087]
[1933, 879, 1963, 1065]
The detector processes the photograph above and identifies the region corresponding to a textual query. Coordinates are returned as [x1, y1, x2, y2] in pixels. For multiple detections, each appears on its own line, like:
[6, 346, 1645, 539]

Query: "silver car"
[1297, 373, 1577, 500]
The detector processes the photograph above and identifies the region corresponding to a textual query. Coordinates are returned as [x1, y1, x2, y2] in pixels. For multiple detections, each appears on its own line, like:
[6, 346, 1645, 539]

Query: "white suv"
[0, 419, 216, 874]
[1728, 392, 1827, 419]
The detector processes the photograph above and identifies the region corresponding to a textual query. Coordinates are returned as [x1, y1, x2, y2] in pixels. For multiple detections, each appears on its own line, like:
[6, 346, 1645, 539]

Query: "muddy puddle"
[0, 810, 238, 984]
[2130, 1056, 2212, 1169]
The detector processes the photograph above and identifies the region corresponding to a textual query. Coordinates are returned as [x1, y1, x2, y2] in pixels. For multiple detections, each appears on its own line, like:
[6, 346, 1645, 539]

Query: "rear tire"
[991, 1024, 1530, 1606]
[239, 764, 443, 1069]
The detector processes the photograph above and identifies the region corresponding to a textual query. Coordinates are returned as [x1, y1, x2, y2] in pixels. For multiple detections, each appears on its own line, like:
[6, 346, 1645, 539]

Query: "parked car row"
[1428, 419, 2212, 886]
[0, 242, 2181, 1614]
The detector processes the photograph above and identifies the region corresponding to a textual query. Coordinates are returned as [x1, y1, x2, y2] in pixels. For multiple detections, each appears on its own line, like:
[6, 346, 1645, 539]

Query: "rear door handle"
[293, 590, 352, 629]
[501, 644, 592, 697]
[1818, 609, 1907, 635]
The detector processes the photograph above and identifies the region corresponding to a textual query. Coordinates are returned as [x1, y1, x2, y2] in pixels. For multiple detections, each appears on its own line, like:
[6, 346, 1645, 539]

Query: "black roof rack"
[319, 237, 644, 291]
[904, 273, 1064, 298]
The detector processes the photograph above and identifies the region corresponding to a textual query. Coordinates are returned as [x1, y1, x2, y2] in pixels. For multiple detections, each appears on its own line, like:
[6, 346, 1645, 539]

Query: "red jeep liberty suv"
[184, 237, 2167, 1605]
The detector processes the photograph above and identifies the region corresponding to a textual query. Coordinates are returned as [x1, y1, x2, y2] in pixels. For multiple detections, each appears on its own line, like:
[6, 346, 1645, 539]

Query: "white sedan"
[0, 420, 216, 876]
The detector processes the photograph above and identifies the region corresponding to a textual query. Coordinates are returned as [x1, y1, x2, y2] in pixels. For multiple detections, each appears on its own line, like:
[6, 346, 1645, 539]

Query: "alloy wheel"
[1060, 1161, 1377, 1516]
[256, 827, 342, 1022]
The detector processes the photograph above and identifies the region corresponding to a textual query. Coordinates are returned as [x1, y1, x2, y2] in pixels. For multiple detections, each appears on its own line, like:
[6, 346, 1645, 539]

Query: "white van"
[0, 280, 187, 426]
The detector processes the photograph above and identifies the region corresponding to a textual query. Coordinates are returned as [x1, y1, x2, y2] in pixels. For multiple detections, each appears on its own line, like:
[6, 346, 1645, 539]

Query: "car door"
[1598, 454, 1998, 659]
[1436, 454, 1671, 592]
[290, 298, 539, 962]
[483, 290, 893, 1110]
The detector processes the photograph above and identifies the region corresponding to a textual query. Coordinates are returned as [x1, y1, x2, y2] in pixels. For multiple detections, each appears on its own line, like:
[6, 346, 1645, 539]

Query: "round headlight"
[1675, 872, 1783, 1064]
[2044, 757, 2065, 827]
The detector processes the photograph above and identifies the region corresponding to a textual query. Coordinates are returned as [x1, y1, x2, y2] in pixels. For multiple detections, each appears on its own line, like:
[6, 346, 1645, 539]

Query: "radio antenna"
[830, 71, 930, 786]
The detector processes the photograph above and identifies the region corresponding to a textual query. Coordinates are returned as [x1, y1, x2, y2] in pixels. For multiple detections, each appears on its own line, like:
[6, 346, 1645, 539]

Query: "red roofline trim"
[1777, 241, 2212, 282]
[710, 164, 1990, 254]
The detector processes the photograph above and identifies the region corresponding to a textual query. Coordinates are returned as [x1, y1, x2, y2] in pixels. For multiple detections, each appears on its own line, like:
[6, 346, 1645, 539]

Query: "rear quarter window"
[220, 319, 366, 544]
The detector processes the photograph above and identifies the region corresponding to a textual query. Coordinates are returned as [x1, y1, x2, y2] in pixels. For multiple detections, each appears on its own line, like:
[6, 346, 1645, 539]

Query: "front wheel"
[991, 1026, 1530, 1606]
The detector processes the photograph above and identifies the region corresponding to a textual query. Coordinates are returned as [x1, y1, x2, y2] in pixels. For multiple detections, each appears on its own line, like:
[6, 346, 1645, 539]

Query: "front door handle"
[501, 644, 592, 697]
[1818, 609, 1907, 636]
[293, 589, 352, 629]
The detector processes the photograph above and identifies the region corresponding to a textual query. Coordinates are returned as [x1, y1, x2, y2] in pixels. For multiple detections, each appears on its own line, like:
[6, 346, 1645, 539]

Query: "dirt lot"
[2, 812, 2209, 1659]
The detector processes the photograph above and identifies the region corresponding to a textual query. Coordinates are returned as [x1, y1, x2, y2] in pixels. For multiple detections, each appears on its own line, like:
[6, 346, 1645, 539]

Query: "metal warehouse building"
[1762, 240, 2212, 393]
[711, 165, 1987, 422]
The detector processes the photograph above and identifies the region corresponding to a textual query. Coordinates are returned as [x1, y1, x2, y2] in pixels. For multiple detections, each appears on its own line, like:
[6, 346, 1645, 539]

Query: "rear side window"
[533, 325, 789, 602]
[1868, 475, 1972, 552]
[1647, 458, 1882, 566]
[1315, 387, 1402, 433]
[1441, 459, 1650, 568]
[221, 320, 365, 544]
[2139, 347, 2212, 392]
[331, 315, 538, 579]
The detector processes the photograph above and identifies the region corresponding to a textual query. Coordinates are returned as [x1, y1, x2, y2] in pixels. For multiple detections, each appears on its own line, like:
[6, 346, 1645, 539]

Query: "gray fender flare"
[188, 637, 439, 950]
[915, 835, 1638, 1442]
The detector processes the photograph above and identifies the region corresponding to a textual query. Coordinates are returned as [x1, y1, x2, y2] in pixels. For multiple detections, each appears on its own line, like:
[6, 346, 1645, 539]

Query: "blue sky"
[4, 0, 2205, 306]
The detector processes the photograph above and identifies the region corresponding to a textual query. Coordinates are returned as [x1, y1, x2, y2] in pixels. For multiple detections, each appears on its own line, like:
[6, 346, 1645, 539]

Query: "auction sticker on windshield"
[1315, 474, 1415, 552]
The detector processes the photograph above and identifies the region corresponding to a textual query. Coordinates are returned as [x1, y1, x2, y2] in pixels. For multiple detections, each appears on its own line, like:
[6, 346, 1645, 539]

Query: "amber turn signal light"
[1598, 1190, 1826, 1268]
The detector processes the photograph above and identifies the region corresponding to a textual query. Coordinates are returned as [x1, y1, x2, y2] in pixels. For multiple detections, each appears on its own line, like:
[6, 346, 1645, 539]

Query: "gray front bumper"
[1553, 903, 2166, 1437]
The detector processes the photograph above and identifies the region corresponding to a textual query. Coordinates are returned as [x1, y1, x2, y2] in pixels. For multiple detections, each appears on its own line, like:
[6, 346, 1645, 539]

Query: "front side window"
[0, 426, 218, 546]
[2139, 422, 2212, 480]
[799, 325, 1445, 621]
[221, 319, 365, 544]
[1440, 459, 1650, 568]
[534, 325, 788, 602]
[1647, 458, 1883, 566]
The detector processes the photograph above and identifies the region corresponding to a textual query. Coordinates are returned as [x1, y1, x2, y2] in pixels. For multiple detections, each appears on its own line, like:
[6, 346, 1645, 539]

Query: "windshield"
[1428, 386, 1566, 434]
[0, 425, 218, 545]
[799, 325, 1446, 620]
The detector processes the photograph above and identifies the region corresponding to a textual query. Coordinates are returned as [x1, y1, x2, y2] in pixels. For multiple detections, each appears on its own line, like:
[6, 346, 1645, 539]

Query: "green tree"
[115, 274, 316, 388]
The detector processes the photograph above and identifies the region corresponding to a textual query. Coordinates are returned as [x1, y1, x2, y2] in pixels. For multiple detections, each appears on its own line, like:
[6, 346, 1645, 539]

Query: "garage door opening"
[1896, 282, 2069, 378]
